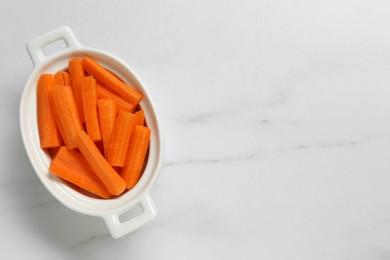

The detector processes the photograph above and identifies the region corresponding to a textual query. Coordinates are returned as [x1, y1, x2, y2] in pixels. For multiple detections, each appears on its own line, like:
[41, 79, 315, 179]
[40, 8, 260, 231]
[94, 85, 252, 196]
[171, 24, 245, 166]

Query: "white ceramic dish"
[19, 26, 164, 239]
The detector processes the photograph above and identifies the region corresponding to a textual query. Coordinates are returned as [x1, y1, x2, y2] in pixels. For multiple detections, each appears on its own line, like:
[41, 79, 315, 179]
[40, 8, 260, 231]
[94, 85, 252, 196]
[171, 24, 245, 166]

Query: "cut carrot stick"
[82, 76, 102, 141]
[37, 74, 63, 148]
[49, 85, 83, 149]
[107, 111, 136, 167]
[54, 71, 70, 86]
[49, 146, 111, 199]
[97, 99, 117, 158]
[96, 82, 135, 112]
[135, 109, 145, 126]
[120, 126, 151, 189]
[68, 58, 85, 122]
[76, 131, 126, 196]
[82, 57, 142, 105]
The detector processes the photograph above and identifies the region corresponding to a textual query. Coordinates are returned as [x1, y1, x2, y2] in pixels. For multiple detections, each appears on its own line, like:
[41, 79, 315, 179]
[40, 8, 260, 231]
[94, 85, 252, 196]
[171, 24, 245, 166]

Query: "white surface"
[1, 0, 390, 259]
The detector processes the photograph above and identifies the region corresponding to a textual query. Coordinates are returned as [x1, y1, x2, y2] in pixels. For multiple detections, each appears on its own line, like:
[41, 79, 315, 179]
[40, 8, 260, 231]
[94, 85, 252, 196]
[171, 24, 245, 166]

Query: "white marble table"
[1, 0, 390, 259]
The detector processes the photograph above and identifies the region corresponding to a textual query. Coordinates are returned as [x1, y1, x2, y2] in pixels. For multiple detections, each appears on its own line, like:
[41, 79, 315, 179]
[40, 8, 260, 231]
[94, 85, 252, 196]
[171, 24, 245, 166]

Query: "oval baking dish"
[19, 26, 164, 239]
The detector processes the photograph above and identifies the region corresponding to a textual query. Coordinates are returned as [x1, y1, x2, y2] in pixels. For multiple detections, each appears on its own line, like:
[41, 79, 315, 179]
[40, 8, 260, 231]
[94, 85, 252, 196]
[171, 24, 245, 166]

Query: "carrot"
[107, 111, 137, 167]
[36, 56, 153, 199]
[49, 85, 83, 149]
[97, 99, 117, 158]
[135, 109, 145, 126]
[76, 131, 126, 196]
[68, 58, 85, 122]
[49, 146, 111, 199]
[82, 76, 102, 141]
[54, 71, 70, 86]
[120, 126, 151, 189]
[96, 82, 135, 112]
[37, 74, 63, 148]
[82, 57, 142, 105]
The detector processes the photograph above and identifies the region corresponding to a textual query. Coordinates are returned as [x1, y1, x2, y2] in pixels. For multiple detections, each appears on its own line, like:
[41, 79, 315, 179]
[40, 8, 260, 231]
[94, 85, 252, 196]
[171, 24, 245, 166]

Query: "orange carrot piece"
[107, 111, 137, 167]
[49, 85, 83, 149]
[82, 76, 102, 141]
[54, 71, 70, 86]
[135, 109, 145, 126]
[96, 82, 135, 112]
[120, 126, 151, 189]
[76, 131, 126, 196]
[97, 99, 117, 158]
[68, 58, 85, 122]
[82, 57, 142, 105]
[49, 146, 111, 199]
[37, 74, 63, 148]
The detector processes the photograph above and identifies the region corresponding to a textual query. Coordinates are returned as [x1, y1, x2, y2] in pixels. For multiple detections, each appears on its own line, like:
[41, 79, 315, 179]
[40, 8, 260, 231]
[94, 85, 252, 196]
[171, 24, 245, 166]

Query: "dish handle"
[26, 26, 82, 67]
[103, 193, 158, 239]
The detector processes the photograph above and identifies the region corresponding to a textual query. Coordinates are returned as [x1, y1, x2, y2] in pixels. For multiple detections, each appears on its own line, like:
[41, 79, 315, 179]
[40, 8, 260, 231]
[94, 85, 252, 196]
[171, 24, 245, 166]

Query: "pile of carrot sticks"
[37, 57, 150, 199]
